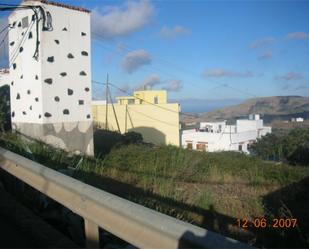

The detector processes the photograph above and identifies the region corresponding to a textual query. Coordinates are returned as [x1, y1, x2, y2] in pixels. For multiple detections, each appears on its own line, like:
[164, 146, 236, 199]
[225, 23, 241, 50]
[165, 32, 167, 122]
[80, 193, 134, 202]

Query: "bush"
[251, 128, 309, 165]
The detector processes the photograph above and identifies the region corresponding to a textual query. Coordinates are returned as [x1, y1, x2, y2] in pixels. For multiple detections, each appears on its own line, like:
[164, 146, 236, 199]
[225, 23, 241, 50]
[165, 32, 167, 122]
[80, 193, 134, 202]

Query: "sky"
[0, 0, 309, 111]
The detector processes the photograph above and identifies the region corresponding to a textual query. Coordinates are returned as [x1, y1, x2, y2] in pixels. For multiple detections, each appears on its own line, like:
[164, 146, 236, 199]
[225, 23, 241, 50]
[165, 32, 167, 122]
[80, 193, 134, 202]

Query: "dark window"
[54, 39, 59, 44]
[10, 41, 15, 46]
[11, 81, 14, 86]
[44, 112, 52, 117]
[187, 142, 193, 150]
[238, 145, 242, 151]
[11, 111, 15, 117]
[35, 75, 38, 80]
[67, 53, 74, 59]
[62, 27, 67, 31]
[22, 16, 29, 28]
[78, 100, 84, 105]
[81, 51, 88, 56]
[60, 72, 67, 77]
[18, 22, 21, 27]
[35, 97, 39, 102]
[87, 114, 91, 119]
[22, 111, 26, 115]
[16, 93, 20, 99]
[19, 47, 23, 53]
[20, 75, 23, 79]
[13, 63, 16, 70]
[80, 71, 87, 76]
[81, 32, 86, 36]
[84, 87, 89, 92]
[28, 32, 33, 39]
[27, 90, 31, 94]
[29, 105, 32, 110]
[154, 96, 158, 104]
[54, 96, 60, 102]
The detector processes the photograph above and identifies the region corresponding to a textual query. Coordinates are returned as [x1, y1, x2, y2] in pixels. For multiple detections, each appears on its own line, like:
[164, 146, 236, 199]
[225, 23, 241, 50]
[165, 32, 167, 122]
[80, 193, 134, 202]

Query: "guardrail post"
[84, 219, 100, 249]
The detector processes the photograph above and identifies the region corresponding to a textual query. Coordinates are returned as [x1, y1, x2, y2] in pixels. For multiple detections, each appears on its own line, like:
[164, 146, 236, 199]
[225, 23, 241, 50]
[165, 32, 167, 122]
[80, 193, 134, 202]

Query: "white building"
[0, 69, 10, 87]
[182, 114, 271, 153]
[8, 0, 93, 155]
[291, 117, 304, 122]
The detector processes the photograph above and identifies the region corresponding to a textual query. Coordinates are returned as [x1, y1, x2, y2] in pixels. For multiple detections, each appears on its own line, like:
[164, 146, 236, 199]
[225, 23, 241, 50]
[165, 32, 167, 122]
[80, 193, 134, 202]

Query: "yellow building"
[92, 90, 180, 146]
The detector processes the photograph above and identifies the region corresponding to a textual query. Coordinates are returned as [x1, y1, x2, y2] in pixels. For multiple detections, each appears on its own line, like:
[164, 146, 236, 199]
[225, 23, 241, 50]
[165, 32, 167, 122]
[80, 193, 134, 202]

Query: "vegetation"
[0, 130, 309, 248]
[251, 128, 309, 165]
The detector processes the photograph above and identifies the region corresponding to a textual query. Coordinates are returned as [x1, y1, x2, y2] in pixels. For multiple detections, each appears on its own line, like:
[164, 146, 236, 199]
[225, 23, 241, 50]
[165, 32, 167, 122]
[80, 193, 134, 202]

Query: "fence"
[0, 147, 254, 249]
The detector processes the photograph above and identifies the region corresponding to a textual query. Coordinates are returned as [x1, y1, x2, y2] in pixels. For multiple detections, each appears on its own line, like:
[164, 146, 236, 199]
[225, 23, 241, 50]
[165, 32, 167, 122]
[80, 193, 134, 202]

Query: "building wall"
[92, 103, 180, 146]
[8, 1, 93, 155]
[182, 130, 259, 153]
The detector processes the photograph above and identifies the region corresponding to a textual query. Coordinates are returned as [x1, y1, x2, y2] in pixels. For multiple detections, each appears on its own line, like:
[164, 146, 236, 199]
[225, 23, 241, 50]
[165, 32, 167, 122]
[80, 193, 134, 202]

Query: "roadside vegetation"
[0, 128, 309, 248]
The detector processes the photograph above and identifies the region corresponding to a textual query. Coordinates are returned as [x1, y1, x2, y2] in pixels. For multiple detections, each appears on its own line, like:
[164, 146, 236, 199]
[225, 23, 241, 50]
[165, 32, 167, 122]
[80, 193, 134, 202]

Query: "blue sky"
[1, 0, 309, 106]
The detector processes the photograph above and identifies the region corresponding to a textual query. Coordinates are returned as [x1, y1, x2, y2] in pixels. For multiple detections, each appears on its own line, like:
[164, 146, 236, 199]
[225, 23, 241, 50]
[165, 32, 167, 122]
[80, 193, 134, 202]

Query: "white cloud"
[275, 72, 303, 81]
[91, 0, 154, 39]
[121, 49, 152, 73]
[162, 79, 183, 92]
[159, 25, 190, 39]
[203, 69, 254, 78]
[258, 51, 273, 60]
[286, 32, 309, 41]
[250, 37, 275, 49]
[137, 74, 161, 89]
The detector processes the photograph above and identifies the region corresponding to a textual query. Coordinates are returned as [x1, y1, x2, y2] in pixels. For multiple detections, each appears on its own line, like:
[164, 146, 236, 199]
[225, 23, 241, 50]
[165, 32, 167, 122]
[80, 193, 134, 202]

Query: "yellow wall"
[117, 90, 167, 105]
[92, 102, 180, 146]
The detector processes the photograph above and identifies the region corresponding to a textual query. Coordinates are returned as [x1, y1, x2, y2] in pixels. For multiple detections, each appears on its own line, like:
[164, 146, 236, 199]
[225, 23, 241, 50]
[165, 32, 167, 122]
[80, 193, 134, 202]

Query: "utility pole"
[105, 74, 109, 130]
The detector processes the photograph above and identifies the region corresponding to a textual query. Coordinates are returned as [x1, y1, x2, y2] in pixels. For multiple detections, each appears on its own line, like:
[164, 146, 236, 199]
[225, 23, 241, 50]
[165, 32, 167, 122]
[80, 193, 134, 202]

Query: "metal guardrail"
[0, 147, 254, 249]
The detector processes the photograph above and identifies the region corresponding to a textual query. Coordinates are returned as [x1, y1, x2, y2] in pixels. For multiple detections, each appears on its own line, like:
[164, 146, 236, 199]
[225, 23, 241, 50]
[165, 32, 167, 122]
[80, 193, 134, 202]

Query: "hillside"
[196, 96, 309, 123]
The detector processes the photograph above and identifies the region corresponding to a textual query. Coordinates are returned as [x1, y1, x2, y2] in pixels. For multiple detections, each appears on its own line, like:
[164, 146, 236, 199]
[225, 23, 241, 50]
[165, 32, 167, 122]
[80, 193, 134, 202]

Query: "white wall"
[9, 7, 43, 123]
[8, 0, 92, 124]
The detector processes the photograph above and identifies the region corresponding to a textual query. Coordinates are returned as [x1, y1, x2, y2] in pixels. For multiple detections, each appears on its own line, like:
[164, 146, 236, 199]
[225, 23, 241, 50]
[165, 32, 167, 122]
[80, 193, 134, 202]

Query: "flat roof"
[22, 0, 91, 13]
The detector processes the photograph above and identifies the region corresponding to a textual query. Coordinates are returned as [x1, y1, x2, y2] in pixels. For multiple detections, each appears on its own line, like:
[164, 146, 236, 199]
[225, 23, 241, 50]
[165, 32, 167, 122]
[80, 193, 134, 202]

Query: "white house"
[291, 117, 304, 122]
[182, 114, 271, 153]
[0, 69, 10, 87]
[8, 0, 93, 155]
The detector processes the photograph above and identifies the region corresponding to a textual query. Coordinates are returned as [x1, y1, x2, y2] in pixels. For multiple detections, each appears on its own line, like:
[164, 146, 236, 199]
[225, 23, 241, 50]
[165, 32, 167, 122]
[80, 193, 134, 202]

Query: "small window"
[238, 145, 242, 151]
[154, 96, 158, 104]
[186, 142, 193, 150]
[128, 99, 134, 105]
[22, 17, 29, 29]
[196, 142, 207, 151]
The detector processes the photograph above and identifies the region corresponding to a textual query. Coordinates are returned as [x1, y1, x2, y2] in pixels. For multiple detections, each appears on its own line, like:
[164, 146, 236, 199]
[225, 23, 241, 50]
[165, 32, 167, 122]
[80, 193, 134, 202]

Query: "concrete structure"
[92, 90, 181, 146]
[8, 0, 93, 155]
[0, 69, 10, 87]
[182, 114, 271, 153]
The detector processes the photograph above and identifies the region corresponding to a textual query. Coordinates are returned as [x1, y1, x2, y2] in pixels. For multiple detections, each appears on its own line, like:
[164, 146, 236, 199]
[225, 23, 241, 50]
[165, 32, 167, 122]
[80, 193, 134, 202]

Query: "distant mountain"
[196, 96, 309, 123]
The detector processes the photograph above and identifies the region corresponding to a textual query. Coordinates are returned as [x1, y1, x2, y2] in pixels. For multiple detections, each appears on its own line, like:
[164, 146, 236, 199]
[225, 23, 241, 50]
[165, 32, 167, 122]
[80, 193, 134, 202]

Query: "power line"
[92, 31, 258, 99]
[92, 80, 196, 118]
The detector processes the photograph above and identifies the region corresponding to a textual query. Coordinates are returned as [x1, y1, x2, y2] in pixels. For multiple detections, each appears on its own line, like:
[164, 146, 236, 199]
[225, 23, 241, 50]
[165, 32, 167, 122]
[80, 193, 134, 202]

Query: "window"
[238, 145, 242, 151]
[22, 17, 29, 28]
[154, 96, 158, 104]
[128, 99, 134, 105]
[196, 142, 208, 151]
[186, 142, 193, 150]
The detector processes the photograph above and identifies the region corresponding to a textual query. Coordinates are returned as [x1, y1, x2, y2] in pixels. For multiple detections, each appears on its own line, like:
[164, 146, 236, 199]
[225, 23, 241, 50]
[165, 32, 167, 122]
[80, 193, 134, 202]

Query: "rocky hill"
[196, 96, 309, 124]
